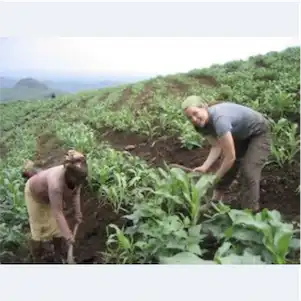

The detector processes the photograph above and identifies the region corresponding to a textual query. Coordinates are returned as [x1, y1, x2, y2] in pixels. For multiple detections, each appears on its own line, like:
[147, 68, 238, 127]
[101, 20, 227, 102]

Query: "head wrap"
[64, 150, 87, 181]
[181, 95, 207, 110]
[65, 149, 85, 162]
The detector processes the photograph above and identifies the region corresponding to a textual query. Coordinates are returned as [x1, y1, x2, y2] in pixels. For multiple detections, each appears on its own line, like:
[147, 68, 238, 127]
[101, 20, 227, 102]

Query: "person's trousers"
[215, 129, 271, 210]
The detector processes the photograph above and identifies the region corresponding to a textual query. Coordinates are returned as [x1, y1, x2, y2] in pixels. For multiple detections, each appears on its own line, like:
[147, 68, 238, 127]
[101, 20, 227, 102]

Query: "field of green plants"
[0, 46, 300, 264]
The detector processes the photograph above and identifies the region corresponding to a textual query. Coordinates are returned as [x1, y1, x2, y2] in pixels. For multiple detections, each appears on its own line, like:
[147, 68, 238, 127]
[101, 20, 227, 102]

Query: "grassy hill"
[0, 46, 300, 264]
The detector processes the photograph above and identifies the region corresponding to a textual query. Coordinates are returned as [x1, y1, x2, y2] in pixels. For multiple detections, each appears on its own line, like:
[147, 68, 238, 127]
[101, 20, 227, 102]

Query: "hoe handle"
[169, 163, 194, 172]
[67, 223, 79, 264]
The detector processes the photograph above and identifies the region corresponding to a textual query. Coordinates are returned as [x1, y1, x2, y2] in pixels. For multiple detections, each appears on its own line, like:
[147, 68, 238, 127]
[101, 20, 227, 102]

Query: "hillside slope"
[0, 46, 300, 264]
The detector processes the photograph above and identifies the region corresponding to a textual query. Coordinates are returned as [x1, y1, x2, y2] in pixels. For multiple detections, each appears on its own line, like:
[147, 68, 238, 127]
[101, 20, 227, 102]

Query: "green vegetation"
[0, 46, 300, 264]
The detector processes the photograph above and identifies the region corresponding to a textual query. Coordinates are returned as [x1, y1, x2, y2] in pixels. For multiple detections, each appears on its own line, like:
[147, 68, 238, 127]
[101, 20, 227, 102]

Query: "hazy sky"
[0, 37, 298, 77]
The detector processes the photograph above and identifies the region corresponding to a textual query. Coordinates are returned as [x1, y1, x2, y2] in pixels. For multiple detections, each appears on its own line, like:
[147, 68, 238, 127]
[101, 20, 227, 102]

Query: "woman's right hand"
[66, 235, 75, 246]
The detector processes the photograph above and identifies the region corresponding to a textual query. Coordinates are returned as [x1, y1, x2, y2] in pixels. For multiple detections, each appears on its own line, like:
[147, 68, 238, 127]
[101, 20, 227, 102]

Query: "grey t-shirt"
[194, 102, 268, 140]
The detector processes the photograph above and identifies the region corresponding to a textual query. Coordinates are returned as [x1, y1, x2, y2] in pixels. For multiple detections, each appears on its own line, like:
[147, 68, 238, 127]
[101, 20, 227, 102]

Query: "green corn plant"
[261, 87, 296, 119]
[101, 173, 130, 213]
[104, 167, 217, 263]
[269, 118, 300, 167]
[0, 223, 28, 260]
[151, 167, 216, 225]
[104, 224, 138, 264]
[55, 121, 96, 152]
[0, 168, 26, 209]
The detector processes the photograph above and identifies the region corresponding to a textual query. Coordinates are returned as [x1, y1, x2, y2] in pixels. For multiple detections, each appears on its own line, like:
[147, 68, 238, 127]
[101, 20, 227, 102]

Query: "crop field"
[0, 46, 300, 264]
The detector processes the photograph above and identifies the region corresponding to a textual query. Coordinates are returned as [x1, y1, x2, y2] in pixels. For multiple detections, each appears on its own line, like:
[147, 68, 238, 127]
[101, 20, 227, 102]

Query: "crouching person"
[22, 150, 88, 263]
[181, 95, 271, 212]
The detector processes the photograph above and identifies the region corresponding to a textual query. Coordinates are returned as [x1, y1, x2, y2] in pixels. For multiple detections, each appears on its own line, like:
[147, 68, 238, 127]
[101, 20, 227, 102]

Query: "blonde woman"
[182, 95, 271, 212]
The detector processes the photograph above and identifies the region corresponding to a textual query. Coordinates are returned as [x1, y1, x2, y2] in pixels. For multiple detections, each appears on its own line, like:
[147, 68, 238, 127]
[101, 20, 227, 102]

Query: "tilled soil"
[65, 195, 123, 264]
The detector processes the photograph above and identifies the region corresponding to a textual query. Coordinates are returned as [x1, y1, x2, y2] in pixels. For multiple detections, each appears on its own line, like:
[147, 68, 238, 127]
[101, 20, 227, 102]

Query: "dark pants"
[216, 127, 271, 210]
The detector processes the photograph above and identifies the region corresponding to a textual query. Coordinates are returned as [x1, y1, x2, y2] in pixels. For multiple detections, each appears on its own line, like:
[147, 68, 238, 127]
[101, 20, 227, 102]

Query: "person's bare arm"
[208, 116, 235, 180]
[215, 131, 236, 179]
[48, 187, 73, 242]
[202, 136, 222, 171]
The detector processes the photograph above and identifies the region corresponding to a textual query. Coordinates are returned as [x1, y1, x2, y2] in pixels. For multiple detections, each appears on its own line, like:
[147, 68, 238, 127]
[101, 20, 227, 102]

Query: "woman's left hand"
[193, 165, 208, 173]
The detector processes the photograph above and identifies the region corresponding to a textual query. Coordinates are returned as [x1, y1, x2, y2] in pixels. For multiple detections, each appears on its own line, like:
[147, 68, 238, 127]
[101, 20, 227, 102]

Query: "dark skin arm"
[49, 188, 73, 243]
[73, 186, 82, 223]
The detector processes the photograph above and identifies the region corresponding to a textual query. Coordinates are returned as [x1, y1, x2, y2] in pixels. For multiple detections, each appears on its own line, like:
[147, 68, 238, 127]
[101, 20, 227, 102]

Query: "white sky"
[1, 37, 298, 76]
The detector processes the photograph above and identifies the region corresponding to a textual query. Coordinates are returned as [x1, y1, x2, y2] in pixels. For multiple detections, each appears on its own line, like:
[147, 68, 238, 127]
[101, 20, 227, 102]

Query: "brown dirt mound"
[111, 87, 133, 111]
[33, 132, 67, 168]
[112, 81, 157, 112]
[65, 194, 123, 264]
[131, 82, 156, 110]
[98, 91, 110, 102]
[81, 95, 94, 108]
[165, 78, 190, 95]
[189, 75, 219, 87]
[101, 129, 204, 165]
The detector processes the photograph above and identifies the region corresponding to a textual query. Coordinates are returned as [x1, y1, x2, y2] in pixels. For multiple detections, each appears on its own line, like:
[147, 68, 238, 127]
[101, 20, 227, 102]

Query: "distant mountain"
[0, 75, 129, 102]
[43, 79, 124, 93]
[15, 78, 49, 90]
[0, 77, 65, 102]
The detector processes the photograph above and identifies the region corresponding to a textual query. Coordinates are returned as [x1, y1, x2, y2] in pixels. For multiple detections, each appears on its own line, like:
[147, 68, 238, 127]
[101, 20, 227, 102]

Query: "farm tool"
[65, 223, 80, 264]
[169, 163, 199, 174]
